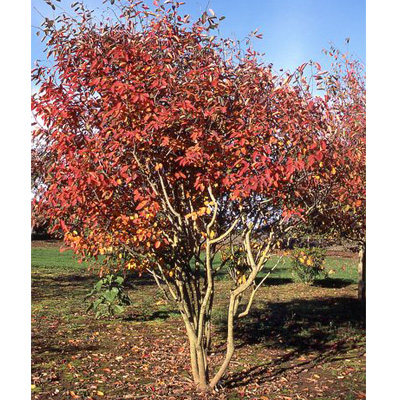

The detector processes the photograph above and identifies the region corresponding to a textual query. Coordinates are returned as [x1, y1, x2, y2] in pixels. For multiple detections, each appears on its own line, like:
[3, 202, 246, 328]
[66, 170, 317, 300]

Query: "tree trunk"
[204, 289, 214, 352]
[358, 243, 366, 302]
[187, 332, 200, 385]
[180, 290, 212, 392]
[182, 315, 210, 391]
[209, 294, 237, 389]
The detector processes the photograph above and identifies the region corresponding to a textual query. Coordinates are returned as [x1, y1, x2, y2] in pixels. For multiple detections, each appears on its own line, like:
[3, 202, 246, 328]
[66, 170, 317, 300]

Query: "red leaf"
[136, 200, 147, 211]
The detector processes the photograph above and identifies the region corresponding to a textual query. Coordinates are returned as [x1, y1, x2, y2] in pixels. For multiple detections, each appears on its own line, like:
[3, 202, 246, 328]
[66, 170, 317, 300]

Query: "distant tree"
[306, 47, 366, 300]
[32, 0, 340, 391]
[31, 146, 50, 235]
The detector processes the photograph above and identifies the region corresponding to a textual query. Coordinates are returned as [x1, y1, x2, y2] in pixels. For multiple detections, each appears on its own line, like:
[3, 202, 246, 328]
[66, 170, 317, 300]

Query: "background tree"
[308, 47, 366, 300]
[32, 0, 341, 391]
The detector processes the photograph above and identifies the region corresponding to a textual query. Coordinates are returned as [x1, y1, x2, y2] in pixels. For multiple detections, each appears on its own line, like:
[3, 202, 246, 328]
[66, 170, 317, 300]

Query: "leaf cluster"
[291, 247, 326, 285]
[85, 274, 131, 318]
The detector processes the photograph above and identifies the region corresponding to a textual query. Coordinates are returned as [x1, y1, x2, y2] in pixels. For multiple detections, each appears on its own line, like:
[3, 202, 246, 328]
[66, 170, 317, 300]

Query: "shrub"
[85, 274, 131, 318]
[291, 247, 326, 284]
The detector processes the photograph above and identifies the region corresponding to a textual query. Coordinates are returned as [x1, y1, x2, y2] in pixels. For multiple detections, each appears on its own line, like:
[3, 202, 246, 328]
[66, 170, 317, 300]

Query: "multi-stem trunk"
[181, 314, 212, 391]
[183, 291, 237, 392]
[178, 274, 213, 392]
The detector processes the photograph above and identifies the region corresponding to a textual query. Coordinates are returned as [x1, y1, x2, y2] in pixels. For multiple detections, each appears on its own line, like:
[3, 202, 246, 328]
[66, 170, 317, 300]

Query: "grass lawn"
[32, 242, 365, 400]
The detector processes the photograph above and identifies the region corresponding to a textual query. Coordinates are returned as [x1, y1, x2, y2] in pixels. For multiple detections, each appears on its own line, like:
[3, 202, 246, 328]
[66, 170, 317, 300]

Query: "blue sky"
[31, 0, 365, 74]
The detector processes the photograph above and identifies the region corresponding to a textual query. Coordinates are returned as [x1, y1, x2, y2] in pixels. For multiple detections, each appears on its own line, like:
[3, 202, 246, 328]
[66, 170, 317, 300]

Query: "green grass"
[31, 247, 88, 270]
[194, 250, 358, 284]
[32, 245, 358, 284]
[260, 255, 358, 283]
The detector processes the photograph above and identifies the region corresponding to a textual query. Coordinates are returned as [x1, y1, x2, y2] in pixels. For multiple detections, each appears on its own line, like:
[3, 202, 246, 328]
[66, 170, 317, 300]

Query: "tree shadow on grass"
[31, 331, 103, 367]
[31, 273, 98, 301]
[255, 277, 293, 286]
[31, 272, 158, 303]
[313, 278, 354, 288]
[32, 273, 96, 285]
[254, 276, 353, 288]
[123, 309, 180, 322]
[126, 274, 157, 286]
[215, 296, 365, 389]
[32, 340, 101, 357]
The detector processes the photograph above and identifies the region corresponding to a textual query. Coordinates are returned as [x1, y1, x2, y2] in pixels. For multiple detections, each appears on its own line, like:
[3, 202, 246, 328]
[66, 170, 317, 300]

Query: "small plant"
[85, 274, 131, 318]
[221, 245, 250, 285]
[291, 247, 326, 284]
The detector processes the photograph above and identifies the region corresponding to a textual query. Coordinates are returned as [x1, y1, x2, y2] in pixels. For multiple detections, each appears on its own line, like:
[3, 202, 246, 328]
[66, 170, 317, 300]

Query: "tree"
[32, 0, 335, 391]
[308, 47, 366, 300]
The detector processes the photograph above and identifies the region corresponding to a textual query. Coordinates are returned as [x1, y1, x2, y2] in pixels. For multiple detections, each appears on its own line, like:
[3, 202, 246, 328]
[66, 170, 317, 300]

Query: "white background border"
[1, 0, 398, 398]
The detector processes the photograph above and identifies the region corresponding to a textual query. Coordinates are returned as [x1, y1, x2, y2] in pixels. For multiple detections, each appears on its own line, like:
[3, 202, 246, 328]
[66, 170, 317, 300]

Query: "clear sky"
[31, 0, 365, 74]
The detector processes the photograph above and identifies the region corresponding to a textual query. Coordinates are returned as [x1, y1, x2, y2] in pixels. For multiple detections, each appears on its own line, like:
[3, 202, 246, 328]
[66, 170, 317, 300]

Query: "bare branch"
[238, 255, 283, 318]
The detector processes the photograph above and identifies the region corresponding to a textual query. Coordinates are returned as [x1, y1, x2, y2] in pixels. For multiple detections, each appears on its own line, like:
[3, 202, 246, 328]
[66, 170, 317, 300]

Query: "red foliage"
[308, 48, 366, 243]
[31, 1, 333, 272]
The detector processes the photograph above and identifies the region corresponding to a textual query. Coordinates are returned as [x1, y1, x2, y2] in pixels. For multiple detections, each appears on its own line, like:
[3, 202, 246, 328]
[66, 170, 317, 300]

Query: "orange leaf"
[136, 200, 147, 210]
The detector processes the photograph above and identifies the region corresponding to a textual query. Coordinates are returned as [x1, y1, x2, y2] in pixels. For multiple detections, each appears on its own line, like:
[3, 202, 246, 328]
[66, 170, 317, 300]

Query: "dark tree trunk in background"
[358, 243, 366, 302]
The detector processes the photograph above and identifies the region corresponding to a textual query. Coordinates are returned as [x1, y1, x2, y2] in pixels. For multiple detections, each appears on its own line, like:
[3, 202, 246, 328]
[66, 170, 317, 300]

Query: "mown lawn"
[32, 242, 365, 400]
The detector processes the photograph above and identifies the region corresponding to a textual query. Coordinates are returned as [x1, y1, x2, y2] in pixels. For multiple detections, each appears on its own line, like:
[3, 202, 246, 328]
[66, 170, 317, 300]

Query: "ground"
[32, 241, 365, 400]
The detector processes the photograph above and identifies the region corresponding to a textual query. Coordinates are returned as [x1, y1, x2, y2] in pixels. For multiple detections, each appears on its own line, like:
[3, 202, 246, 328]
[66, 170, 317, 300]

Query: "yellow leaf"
[210, 231, 215, 239]
[31, 385, 36, 390]
[331, 167, 336, 175]
[97, 391, 104, 396]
